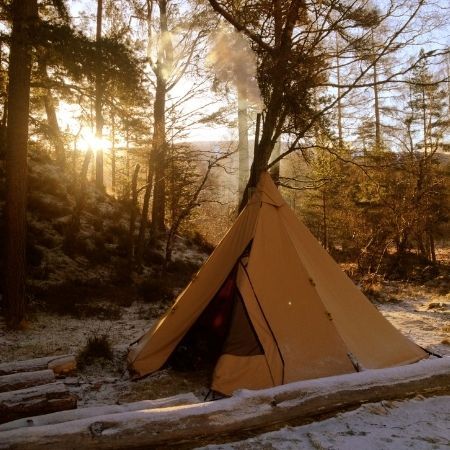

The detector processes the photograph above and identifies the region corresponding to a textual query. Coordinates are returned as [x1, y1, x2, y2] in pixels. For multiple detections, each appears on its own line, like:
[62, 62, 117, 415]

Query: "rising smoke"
[207, 29, 262, 109]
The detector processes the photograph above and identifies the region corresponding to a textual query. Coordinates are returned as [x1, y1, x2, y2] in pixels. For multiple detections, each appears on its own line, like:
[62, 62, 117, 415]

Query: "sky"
[61, 0, 449, 148]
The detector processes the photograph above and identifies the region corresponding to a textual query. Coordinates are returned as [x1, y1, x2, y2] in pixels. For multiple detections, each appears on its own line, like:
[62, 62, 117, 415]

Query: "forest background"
[0, 0, 449, 328]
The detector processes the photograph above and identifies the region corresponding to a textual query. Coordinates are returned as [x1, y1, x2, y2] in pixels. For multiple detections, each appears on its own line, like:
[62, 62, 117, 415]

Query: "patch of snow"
[198, 396, 450, 450]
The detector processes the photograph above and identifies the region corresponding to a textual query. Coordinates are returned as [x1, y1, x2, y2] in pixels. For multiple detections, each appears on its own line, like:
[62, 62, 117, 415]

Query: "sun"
[57, 102, 111, 153]
[77, 129, 110, 153]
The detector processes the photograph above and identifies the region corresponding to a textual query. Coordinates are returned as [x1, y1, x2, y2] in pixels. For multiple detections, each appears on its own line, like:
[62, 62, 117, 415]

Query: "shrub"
[137, 277, 174, 303]
[143, 248, 165, 266]
[78, 333, 113, 369]
[166, 258, 201, 286]
[111, 260, 132, 285]
[28, 193, 71, 220]
[26, 241, 44, 267]
[38, 278, 104, 317]
[83, 303, 122, 320]
[187, 231, 214, 254]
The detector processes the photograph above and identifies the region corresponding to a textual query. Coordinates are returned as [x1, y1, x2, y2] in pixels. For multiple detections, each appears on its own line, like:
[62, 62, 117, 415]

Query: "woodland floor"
[0, 249, 449, 449]
[0, 268, 448, 407]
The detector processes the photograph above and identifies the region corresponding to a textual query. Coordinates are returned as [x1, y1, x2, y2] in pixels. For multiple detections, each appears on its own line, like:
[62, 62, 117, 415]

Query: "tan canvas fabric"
[128, 171, 426, 391]
[254, 172, 426, 369]
[211, 354, 274, 396]
[128, 198, 261, 376]
[279, 205, 427, 368]
[245, 201, 356, 381]
[236, 264, 284, 386]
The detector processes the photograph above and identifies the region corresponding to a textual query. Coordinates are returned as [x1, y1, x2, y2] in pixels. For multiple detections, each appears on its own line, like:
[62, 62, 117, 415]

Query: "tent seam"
[239, 260, 286, 384]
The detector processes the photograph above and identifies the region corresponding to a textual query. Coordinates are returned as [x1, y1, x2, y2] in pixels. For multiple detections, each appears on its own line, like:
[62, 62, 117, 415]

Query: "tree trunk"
[135, 167, 154, 267]
[38, 56, 65, 168]
[0, 358, 448, 449]
[270, 139, 281, 182]
[238, 2, 302, 211]
[427, 228, 436, 263]
[336, 38, 344, 148]
[95, 0, 104, 191]
[128, 164, 140, 262]
[237, 88, 249, 205]
[150, 77, 167, 236]
[0, 382, 77, 424]
[0, 393, 199, 431]
[64, 151, 93, 253]
[322, 190, 328, 250]
[150, 0, 172, 236]
[373, 60, 382, 150]
[4, 0, 38, 328]
[0, 370, 55, 393]
[0, 355, 76, 377]
[111, 109, 116, 193]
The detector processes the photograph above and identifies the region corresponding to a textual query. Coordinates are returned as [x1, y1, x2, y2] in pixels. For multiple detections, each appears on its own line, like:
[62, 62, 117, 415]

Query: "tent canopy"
[128, 173, 426, 396]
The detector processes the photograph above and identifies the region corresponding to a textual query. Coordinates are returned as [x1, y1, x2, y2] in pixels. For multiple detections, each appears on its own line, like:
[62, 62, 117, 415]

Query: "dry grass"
[119, 368, 210, 403]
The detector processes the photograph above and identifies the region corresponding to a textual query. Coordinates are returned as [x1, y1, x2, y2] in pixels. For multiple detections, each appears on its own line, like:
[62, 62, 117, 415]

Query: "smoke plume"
[208, 29, 262, 109]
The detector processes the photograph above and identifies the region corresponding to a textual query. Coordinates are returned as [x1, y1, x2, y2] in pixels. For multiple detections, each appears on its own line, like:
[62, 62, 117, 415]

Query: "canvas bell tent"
[128, 173, 426, 396]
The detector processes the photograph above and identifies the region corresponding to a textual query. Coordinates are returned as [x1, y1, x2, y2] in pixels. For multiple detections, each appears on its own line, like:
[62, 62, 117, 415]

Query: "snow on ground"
[0, 278, 448, 408]
[377, 281, 449, 357]
[198, 396, 450, 450]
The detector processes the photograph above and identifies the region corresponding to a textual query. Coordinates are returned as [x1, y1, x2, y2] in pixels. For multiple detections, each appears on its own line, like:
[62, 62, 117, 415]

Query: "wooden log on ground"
[0, 370, 55, 393]
[47, 356, 76, 376]
[0, 392, 199, 431]
[0, 355, 76, 377]
[0, 382, 77, 424]
[0, 358, 448, 449]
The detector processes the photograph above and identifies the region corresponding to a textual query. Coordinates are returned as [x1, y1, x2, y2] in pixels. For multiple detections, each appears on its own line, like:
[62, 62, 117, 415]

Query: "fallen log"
[0, 382, 77, 424]
[47, 356, 76, 376]
[0, 392, 199, 431]
[0, 358, 448, 449]
[0, 355, 76, 377]
[0, 370, 55, 393]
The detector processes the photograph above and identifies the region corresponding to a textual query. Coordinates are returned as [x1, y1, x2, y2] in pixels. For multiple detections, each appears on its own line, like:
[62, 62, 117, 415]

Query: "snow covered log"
[0, 382, 77, 424]
[0, 355, 76, 377]
[0, 358, 448, 450]
[0, 392, 199, 431]
[47, 356, 76, 375]
[0, 370, 55, 393]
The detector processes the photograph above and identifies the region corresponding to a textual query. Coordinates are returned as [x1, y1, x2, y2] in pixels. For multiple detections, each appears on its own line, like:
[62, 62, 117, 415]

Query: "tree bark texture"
[38, 56, 65, 168]
[150, 0, 172, 236]
[0, 355, 76, 377]
[0, 370, 55, 393]
[128, 164, 140, 261]
[64, 151, 93, 253]
[135, 166, 153, 266]
[4, 0, 38, 328]
[0, 358, 447, 449]
[237, 89, 249, 205]
[95, 0, 104, 191]
[0, 392, 199, 431]
[373, 60, 382, 150]
[150, 78, 166, 235]
[238, 1, 303, 211]
[0, 382, 77, 424]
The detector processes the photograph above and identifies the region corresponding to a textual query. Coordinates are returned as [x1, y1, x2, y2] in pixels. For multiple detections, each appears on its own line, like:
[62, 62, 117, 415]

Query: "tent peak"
[249, 172, 285, 207]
